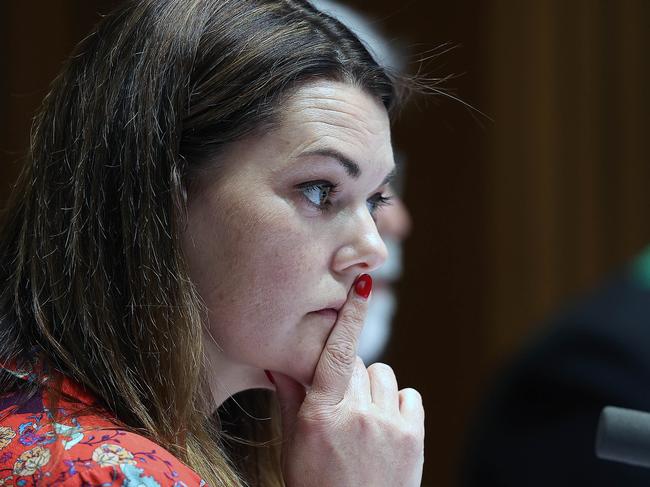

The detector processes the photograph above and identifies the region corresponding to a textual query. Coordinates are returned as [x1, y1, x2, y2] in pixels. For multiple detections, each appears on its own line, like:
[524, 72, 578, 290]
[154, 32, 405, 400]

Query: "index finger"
[310, 273, 372, 404]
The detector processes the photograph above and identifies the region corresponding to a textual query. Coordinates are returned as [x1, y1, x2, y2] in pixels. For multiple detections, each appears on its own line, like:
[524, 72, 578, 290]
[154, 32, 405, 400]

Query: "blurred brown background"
[1, 1, 648, 486]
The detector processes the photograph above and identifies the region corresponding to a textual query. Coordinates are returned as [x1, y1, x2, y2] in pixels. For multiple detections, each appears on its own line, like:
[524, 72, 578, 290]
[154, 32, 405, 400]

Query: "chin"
[291, 370, 315, 389]
[282, 364, 317, 389]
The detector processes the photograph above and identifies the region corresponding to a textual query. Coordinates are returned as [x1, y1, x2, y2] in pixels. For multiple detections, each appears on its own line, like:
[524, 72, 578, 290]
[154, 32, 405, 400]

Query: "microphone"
[596, 406, 650, 468]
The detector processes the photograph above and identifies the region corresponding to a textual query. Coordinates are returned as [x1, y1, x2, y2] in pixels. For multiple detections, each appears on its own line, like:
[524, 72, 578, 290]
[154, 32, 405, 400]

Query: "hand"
[271, 274, 425, 487]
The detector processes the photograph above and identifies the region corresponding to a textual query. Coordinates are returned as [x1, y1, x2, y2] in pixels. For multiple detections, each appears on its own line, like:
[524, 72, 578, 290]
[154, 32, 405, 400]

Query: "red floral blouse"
[0, 359, 207, 486]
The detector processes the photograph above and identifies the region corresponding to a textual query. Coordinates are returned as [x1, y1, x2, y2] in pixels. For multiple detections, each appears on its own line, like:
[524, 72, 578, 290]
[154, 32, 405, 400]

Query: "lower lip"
[311, 308, 338, 320]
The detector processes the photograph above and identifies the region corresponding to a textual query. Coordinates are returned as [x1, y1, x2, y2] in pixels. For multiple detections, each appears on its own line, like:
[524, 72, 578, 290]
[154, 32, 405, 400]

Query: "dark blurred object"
[462, 247, 650, 486]
[596, 406, 650, 469]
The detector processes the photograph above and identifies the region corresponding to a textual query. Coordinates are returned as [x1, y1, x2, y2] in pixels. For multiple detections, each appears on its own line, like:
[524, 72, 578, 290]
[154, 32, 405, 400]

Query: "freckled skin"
[182, 81, 395, 407]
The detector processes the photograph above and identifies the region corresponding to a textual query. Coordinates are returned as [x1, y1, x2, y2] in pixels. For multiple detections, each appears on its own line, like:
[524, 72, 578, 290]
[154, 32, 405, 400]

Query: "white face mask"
[358, 238, 402, 364]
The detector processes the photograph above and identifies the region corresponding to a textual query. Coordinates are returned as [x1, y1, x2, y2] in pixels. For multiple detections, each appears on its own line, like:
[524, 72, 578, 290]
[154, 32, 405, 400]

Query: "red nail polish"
[264, 369, 276, 385]
[354, 274, 372, 300]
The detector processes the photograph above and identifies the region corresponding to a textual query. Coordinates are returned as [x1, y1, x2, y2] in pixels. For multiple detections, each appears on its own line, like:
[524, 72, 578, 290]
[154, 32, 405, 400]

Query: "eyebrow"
[300, 148, 397, 187]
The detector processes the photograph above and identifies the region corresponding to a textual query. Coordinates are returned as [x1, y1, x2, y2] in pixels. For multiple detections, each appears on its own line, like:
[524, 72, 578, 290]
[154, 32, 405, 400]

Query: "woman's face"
[183, 80, 395, 394]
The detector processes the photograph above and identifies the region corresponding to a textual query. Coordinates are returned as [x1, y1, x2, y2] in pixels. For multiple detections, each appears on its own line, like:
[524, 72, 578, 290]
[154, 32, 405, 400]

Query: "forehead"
[276, 81, 394, 170]
[193, 81, 396, 195]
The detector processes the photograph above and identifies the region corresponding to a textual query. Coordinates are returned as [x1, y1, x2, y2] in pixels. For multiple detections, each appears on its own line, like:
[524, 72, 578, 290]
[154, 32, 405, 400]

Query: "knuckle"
[300, 392, 347, 425]
[349, 408, 378, 436]
[368, 362, 394, 377]
[400, 387, 422, 403]
[402, 430, 424, 456]
[298, 403, 333, 426]
[354, 356, 366, 368]
[324, 340, 357, 370]
[397, 423, 424, 454]
[410, 417, 426, 441]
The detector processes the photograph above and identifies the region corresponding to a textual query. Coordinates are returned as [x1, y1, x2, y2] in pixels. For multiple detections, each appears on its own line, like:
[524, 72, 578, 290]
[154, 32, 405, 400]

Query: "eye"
[367, 192, 394, 218]
[298, 181, 339, 212]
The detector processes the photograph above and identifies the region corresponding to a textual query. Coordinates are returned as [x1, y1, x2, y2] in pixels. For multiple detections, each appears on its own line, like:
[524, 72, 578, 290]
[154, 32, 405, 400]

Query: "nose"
[331, 206, 389, 275]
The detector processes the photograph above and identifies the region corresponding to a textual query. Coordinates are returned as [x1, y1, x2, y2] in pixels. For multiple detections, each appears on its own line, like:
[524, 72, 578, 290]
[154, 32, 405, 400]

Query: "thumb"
[270, 370, 306, 437]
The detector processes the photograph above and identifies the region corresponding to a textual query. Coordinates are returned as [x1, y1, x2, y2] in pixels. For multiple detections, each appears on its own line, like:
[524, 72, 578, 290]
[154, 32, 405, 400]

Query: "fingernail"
[354, 274, 372, 300]
[264, 369, 276, 385]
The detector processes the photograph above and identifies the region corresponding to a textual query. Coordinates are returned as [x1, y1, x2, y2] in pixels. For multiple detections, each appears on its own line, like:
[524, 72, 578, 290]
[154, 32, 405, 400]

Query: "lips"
[310, 298, 345, 317]
[311, 308, 339, 320]
[325, 299, 346, 313]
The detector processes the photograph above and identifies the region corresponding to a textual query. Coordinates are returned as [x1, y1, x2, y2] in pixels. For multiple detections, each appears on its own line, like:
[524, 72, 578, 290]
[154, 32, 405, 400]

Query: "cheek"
[248, 222, 331, 331]
[239, 196, 324, 276]
[241, 220, 322, 318]
[254, 231, 318, 282]
[201, 200, 326, 326]
[185, 190, 334, 378]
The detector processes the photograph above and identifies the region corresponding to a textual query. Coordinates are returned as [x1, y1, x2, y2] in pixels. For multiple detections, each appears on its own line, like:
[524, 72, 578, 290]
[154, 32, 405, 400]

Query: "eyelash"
[298, 181, 394, 217]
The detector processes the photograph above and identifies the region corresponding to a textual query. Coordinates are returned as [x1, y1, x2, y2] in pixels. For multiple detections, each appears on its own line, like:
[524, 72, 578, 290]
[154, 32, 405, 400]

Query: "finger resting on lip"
[311, 282, 369, 401]
[368, 362, 399, 412]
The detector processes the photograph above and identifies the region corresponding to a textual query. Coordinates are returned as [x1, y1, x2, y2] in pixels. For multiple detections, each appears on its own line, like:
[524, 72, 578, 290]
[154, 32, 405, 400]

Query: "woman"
[0, 0, 424, 485]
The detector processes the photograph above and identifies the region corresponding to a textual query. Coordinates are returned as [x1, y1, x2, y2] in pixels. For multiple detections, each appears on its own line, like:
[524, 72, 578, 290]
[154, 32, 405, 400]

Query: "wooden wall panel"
[617, 0, 649, 258]
[484, 0, 650, 369]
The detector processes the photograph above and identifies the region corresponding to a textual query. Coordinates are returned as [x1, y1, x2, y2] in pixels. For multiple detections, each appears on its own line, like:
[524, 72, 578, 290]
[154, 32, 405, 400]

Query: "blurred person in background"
[462, 246, 650, 486]
[360, 184, 411, 363]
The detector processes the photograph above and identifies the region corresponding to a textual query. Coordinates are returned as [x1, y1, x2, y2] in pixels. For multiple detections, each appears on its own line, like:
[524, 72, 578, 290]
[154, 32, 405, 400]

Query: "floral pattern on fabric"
[0, 361, 208, 486]
[92, 444, 137, 467]
[13, 446, 51, 476]
[0, 428, 16, 450]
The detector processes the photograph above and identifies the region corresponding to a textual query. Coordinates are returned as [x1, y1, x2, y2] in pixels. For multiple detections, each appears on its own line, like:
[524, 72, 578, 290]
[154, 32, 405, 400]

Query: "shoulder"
[523, 271, 650, 382]
[1, 361, 209, 486]
[462, 268, 650, 486]
[64, 431, 207, 486]
[478, 272, 650, 417]
[1, 406, 206, 486]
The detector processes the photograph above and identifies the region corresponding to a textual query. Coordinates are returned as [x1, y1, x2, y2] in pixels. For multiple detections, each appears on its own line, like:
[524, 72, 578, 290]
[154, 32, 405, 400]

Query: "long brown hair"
[0, 0, 396, 484]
